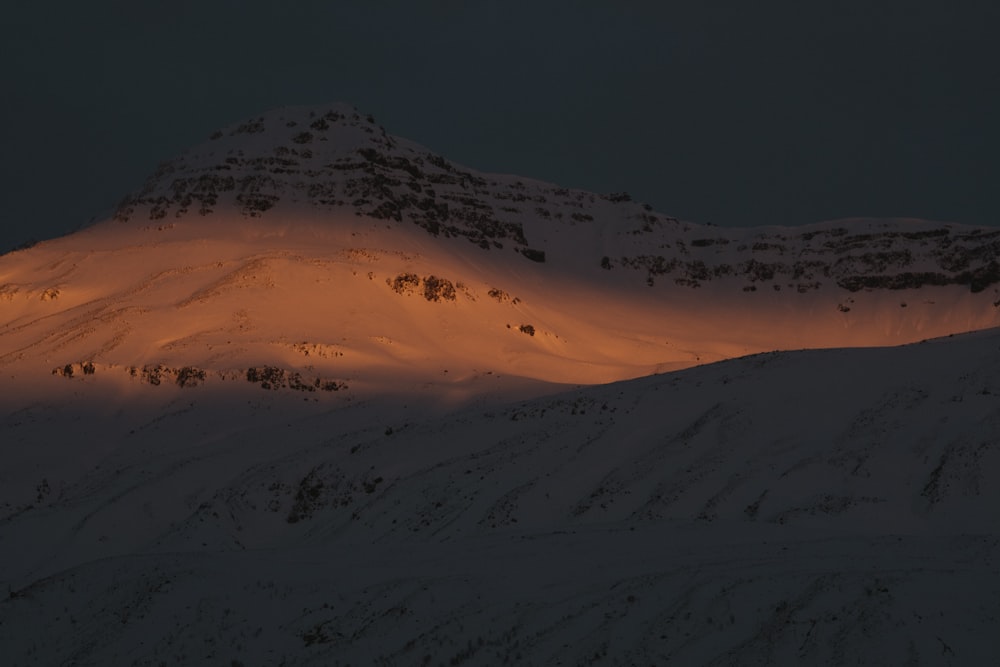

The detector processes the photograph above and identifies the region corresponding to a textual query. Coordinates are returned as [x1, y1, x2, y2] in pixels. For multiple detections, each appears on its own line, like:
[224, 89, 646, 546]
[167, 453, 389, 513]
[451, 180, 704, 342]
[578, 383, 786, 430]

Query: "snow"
[0, 103, 997, 665]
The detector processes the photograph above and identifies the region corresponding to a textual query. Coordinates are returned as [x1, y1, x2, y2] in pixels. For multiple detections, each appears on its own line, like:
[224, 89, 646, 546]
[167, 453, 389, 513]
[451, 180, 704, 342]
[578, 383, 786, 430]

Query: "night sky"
[3, 2, 998, 251]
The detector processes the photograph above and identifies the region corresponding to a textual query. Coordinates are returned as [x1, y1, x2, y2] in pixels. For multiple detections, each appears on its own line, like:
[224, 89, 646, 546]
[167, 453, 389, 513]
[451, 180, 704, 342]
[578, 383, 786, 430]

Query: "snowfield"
[0, 104, 997, 665]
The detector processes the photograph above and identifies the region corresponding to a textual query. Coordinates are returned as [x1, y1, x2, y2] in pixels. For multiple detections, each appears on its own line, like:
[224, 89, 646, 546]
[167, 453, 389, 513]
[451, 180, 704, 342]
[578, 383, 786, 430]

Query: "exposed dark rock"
[422, 275, 456, 302]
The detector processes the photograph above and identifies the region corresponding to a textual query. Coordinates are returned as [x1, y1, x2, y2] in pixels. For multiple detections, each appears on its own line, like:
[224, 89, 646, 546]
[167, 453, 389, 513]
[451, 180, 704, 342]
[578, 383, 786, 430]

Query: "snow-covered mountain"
[1, 103, 998, 395]
[0, 104, 997, 665]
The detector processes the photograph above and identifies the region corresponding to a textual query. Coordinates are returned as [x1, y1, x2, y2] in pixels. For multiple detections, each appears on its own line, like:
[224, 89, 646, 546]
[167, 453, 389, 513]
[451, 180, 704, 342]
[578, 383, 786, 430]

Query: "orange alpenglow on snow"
[0, 103, 997, 404]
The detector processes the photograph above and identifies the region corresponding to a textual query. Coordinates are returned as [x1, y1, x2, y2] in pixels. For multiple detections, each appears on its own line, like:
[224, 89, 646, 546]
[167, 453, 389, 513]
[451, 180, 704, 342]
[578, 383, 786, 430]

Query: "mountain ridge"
[108, 102, 1000, 296]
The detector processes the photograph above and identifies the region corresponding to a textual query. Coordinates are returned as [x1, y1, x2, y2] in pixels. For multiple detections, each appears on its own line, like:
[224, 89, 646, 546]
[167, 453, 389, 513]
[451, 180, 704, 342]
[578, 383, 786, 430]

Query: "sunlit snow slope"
[1, 103, 998, 400]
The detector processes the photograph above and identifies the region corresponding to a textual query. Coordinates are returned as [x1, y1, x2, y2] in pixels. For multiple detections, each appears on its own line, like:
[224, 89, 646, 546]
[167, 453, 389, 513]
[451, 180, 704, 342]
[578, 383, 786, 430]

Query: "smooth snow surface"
[0, 104, 998, 665]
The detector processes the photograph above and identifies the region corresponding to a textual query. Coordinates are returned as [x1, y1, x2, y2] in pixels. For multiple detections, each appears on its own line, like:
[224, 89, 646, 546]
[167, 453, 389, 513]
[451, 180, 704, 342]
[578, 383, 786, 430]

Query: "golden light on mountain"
[1, 107, 997, 401]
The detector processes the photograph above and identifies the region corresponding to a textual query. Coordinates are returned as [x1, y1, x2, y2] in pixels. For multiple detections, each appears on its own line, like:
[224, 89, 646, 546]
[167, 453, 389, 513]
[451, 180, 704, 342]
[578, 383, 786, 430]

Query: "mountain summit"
[1, 103, 998, 401]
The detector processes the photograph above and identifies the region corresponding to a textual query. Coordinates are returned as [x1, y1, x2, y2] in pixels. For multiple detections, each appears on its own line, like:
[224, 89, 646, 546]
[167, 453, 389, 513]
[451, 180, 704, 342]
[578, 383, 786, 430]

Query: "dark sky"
[3, 2, 998, 250]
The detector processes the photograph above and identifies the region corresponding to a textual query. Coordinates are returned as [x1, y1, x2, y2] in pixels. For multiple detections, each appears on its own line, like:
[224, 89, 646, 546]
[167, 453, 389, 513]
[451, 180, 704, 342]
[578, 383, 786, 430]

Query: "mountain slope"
[1, 330, 997, 665]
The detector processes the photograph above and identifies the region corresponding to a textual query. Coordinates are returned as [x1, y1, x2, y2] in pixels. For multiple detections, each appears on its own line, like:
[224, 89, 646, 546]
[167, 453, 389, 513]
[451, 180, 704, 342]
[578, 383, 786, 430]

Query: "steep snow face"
[0, 103, 998, 401]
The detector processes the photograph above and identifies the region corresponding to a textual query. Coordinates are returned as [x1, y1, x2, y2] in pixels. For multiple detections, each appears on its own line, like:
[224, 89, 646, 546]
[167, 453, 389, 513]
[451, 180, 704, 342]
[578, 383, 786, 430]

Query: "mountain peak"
[206, 102, 388, 153]
[2, 103, 999, 400]
[113, 102, 399, 220]
[109, 102, 681, 261]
